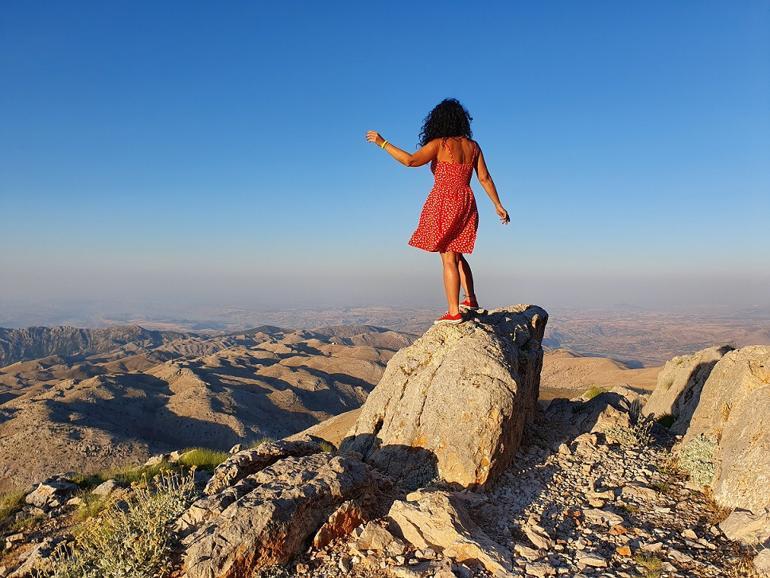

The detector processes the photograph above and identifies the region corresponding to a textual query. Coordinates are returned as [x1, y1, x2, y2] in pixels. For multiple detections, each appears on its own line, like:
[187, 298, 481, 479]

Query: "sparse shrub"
[73, 492, 111, 522]
[583, 385, 607, 400]
[318, 440, 335, 453]
[656, 413, 676, 428]
[606, 397, 655, 448]
[618, 502, 640, 514]
[37, 467, 198, 578]
[676, 433, 717, 487]
[250, 436, 273, 449]
[176, 447, 229, 471]
[72, 462, 178, 490]
[634, 552, 663, 577]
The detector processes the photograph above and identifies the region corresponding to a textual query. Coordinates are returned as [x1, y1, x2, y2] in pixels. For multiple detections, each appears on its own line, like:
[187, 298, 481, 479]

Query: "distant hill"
[0, 324, 414, 491]
[0, 325, 187, 367]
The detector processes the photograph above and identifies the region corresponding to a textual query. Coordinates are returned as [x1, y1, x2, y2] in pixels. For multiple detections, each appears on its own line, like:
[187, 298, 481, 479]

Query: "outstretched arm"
[366, 130, 439, 167]
[474, 144, 510, 224]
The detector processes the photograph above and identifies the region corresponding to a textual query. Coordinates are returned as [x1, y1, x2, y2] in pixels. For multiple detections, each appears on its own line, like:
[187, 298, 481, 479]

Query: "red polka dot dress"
[408, 137, 479, 254]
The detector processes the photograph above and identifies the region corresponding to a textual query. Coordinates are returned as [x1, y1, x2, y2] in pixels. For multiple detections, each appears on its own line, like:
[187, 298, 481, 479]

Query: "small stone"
[576, 552, 607, 568]
[515, 543, 542, 561]
[91, 479, 120, 497]
[616, 545, 632, 557]
[681, 528, 698, 540]
[525, 562, 553, 577]
[524, 524, 553, 550]
[609, 524, 628, 535]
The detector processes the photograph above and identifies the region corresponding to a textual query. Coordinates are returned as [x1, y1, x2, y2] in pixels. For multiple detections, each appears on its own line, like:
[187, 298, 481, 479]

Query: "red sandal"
[434, 311, 464, 325]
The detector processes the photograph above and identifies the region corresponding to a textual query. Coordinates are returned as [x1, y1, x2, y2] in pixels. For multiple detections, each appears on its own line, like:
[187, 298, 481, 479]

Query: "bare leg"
[439, 251, 461, 316]
[458, 254, 476, 301]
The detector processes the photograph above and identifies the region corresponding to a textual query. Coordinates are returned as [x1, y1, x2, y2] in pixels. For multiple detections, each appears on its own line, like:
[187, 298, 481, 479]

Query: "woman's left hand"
[366, 130, 384, 146]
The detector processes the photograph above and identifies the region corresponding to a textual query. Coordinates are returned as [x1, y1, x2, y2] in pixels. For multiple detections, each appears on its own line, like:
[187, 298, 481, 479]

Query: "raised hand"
[365, 130, 384, 146]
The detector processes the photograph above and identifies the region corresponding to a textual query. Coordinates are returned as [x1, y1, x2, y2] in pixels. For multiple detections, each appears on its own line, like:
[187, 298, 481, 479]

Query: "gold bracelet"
[380, 139, 389, 149]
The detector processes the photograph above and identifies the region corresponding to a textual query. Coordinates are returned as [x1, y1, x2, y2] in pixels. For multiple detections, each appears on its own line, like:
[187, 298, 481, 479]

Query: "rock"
[341, 305, 548, 489]
[582, 508, 624, 528]
[643, 345, 731, 433]
[90, 479, 120, 497]
[719, 508, 770, 545]
[7, 537, 62, 577]
[576, 552, 607, 568]
[387, 489, 514, 576]
[23, 476, 78, 510]
[144, 453, 168, 466]
[754, 548, 770, 576]
[620, 483, 658, 502]
[182, 453, 375, 578]
[523, 523, 552, 550]
[682, 346, 770, 513]
[616, 545, 632, 557]
[355, 521, 399, 552]
[525, 562, 553, 577]
[203, 438, 323, 495]
[312, 500, 367, 549]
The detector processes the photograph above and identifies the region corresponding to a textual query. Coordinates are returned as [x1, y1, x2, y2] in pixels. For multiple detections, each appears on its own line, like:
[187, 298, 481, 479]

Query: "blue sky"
[1, 1, 769, 319]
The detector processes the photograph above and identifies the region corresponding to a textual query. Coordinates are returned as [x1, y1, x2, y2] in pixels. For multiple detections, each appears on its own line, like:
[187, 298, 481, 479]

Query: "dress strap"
[441, 137, 456, 163]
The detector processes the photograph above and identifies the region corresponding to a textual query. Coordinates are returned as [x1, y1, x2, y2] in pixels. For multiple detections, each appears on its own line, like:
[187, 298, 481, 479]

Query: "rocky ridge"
[1, 306, 768, 577]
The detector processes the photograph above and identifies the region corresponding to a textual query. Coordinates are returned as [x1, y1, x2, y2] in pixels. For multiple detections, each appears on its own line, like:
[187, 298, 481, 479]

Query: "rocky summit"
[341, 305, 548, 489]
[1, 305, 768, 578]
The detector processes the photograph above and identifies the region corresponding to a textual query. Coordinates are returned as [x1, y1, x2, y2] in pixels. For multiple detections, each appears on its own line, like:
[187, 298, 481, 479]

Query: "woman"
[366, 98, 510, 324]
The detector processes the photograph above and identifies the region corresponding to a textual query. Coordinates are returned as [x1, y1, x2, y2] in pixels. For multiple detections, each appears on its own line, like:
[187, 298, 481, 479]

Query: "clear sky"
[1, 1, 769, 322]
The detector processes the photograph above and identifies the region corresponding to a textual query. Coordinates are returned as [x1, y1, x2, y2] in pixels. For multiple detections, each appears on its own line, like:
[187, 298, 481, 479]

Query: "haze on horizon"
[2, 2, 769, 327]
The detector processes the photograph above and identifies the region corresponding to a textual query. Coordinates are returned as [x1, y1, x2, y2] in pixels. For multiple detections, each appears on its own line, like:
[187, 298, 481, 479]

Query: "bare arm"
[474, 143, 510, 224]
[365, 130, 439, 167]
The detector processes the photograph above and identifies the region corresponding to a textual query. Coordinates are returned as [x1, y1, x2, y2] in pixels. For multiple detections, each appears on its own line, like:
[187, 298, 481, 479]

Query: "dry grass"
[175, 447, 229, 471]
[36, 468, 198, 578]
[583, 385, 607, 400]
[0, 490, 26, 527]
[633, 553, 663, 578]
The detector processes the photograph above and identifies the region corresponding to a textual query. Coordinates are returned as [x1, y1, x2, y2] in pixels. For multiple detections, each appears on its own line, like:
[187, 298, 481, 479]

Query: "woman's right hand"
[496, 205, 510, 224]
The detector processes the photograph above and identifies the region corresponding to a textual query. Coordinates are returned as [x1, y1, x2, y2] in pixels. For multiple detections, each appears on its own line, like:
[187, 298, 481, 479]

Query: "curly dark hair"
[417, 98, 473, 147]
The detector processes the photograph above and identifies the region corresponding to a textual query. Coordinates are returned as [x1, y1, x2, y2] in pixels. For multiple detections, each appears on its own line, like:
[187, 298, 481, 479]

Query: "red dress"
[408, 137, 479, 254]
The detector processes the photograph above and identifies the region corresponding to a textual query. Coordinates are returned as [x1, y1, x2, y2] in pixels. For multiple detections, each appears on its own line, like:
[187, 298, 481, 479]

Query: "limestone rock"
[312, 500, 367, 549]
[719, 509, 770, 545]
[754, 548, 770, 576]
[182, 453, 375, 578]
[23, 476, 78, 510]
[341, 305, 547, 489]
[387, 489, 514, 577]
[643, 345, 731, 433]
[682, 346, 770, 513]
[203, 438, 322, 495]
[91, 479, 120, 497]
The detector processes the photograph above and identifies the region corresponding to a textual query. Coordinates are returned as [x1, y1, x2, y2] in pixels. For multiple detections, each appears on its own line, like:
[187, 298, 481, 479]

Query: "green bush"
[676, 433, 717, 486]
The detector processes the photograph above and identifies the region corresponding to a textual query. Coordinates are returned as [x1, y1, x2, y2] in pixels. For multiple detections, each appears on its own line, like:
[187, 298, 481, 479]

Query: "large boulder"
[182, 453, 376, 578]
[643, 345, 732, 433]
[341, 305, 547, 489]
[680, 345, 770, 513]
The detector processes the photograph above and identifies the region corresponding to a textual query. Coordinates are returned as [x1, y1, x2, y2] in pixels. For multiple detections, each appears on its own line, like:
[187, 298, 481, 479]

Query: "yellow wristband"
[380, 139, 389, 149]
